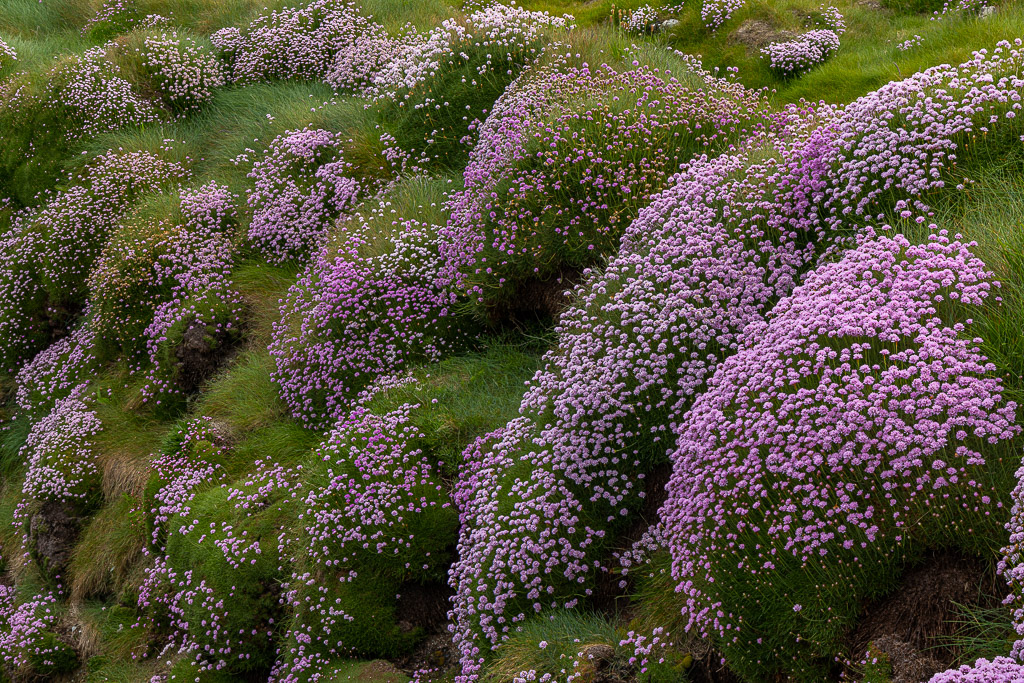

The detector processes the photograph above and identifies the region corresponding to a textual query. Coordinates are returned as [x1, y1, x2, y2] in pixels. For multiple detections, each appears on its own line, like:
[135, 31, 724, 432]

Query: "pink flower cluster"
[44, 46, 159, 141]
[0, 149, 188, 371]
[808, 4, 846, 34]
[662, 230, 1017, 646]
[364, 4, 574, 100]
[245, 126, 362, 264]
[440, 58, 767, 308]
[15, 327, 97, 422]
[213, 0, 375, 84]
[701, 0, 746, 29]
[761, 29, 840, 76]
[136, 31, 226, 114]
[0, 38, 16, 68]
[270, 200, 469, 428]
[448, 40, 1024, 679]
[0, 588, 74, 676]
[140, 182, 242, 406]
[928, 658, 1024, 682]
[624, 5, 660, 33]
[277, 404, 456, 678]
[20, 383, 102, 513]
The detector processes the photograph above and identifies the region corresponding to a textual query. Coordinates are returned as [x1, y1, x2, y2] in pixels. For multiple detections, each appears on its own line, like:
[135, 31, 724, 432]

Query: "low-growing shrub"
[270, 176, 472, 429]
[661, 229, 1020, 680]
[278, 404, 458, 679]
[440, 56, 768, 315]
[762, 30, 840, 76]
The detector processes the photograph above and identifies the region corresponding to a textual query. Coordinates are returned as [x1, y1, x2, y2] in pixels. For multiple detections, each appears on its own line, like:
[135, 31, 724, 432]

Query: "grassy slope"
[1, 0, 1023, 681]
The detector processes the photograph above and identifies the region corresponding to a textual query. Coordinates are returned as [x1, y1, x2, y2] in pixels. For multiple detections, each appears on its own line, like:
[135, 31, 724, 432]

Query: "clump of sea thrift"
[140, 421, 291, 675]
[701, 0, 746, 29]
[277, 404, 458, 677]
[625, 5, 660, 33]
[449, 118, 834, 678]
[134, 30, 226, 114]
[215, 0, 375, 83]
[244, 126, 361, 264]
[19, 382, 103, 520]
[661, 229, 1019, 680]
[927, 658, 1024, 682]
[0, 588, 78, 677]
[448, 40, 1024, 679]
[270, 180, 470, 428]
[140, 182, 243, 409]
[761, 29, 840, 76]
[0, 38, 16, 69]
[441, 57, 768, 312]
[0, 149, 188, 372]
[15, 327, 97, 423]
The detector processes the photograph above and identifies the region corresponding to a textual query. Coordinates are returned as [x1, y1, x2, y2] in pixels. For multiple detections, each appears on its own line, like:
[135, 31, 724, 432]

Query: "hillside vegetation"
[1, 0, 1024, 681]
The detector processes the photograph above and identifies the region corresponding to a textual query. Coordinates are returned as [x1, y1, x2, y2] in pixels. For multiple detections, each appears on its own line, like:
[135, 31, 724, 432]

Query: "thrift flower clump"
[271, 181, 471, 429]
[244, 126, 362, 264]
[441, 57, 768, 312]
[661, 230, 1019, 679]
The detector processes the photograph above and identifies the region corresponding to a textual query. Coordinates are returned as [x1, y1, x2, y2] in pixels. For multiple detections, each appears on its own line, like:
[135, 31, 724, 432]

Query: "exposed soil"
[846, 550, 997, 679]
[173, 319, 243, 394]
[29, 500, 87, 578]
[729, 20, 797, 51]
[492, 269, 582, 325]
[393, 579, 458, 676]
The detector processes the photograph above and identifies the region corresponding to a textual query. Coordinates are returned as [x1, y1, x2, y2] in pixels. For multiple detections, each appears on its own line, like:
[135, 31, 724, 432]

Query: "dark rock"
[29, 500, 86, 577]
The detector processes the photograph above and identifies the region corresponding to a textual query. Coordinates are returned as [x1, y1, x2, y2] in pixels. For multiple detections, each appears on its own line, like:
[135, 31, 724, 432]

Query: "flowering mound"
[141, 182, 243, 410]
[0, 46, 161, 202]
[245, 126, 362, 264]
[88, 181, 240, 367]
[140, 419, 291, 676]
[762, 30, 840, 76]
[214, 0, 375, 84]
[661, 230, 1020, 680]
[928, 658, 1024, 682]
[449, 124, 835, 677]
[15, 327, 97, 424]
[0, 150, 188, 373]
[368, 4, 574, 172]
[131, 30, 226, 114]
[270, 179, 471, 429]
[277, 404, 458, 679]
[0, 38, 16, 69]
[0, 588, 77, 678]
[440, 58, 768, 313]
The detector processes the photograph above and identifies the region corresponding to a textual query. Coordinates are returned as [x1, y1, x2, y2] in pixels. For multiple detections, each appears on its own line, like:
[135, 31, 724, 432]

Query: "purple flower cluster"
[136, 31, 226, 114]
[245, 126, 362, 264]
[213, 0, 374, 84]
[661, 230, 1017, 650]
[624, 5, 660, 33]
[139, 420, 292, 674]
[440, 58, 768, 308]
[927, 658, 1024, 682]
[364, 4, 573, 100]
[897, 34, 925, 51]
[15, 327, 97, 422]
[270, 192, 469, 428]
[0, 588, 74, 677]
[140, 182, 242, 406]
[761, 29, 840, 76]
[0, 149, 188, 372]
[0, 38, 16, 68]
[19, 383, 102, 514]
[277, 404, 456, 678]
[449, 123, 833, 677]
[808, 4, 847, 34]
[701, 0, 746, 29]
[42, 46, 159, 141]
